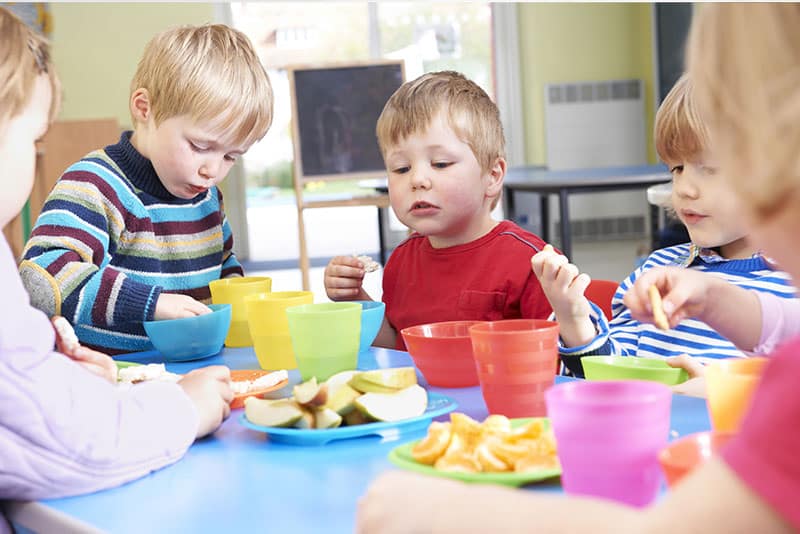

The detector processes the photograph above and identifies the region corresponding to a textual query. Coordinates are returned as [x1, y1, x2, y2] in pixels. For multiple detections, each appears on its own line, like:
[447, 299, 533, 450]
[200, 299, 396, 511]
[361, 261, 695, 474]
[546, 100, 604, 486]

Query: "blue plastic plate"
[240, 392, 457, 446]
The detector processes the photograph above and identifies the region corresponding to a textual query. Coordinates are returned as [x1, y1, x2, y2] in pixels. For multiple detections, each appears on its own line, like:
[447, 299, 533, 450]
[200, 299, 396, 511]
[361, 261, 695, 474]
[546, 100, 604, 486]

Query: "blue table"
[8, 347, 710, 534]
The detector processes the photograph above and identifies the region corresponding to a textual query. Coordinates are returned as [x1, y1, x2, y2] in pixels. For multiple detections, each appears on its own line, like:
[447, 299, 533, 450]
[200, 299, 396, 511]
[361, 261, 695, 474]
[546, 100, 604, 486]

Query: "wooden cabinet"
[3, 119, 120, 260]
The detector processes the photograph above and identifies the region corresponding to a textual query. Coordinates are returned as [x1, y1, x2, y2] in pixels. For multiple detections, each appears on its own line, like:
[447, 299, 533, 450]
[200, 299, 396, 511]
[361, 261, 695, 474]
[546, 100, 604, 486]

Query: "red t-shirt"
[723, 335, 800, 529]
[382, 220, 553, 350]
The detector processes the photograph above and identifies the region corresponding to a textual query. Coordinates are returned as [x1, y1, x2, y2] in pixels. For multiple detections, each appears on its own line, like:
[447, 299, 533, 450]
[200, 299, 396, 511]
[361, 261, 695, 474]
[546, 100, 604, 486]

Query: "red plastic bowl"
[658, 431, 734, 487]
[401, 321, 485, 388]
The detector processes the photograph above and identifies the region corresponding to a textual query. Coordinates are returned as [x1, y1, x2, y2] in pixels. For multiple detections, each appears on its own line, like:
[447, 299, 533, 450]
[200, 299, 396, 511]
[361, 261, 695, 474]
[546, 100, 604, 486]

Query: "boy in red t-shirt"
[324, 71, 553, 350]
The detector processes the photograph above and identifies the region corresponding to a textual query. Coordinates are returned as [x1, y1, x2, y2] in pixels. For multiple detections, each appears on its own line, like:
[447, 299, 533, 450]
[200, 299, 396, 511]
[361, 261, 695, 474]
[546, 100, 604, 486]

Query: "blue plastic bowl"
[143, 303, 231, 362]
[355, 300, 385, 354]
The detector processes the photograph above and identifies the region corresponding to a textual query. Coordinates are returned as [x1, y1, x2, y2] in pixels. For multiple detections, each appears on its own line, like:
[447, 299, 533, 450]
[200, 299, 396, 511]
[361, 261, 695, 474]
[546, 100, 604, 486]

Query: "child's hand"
[668, 354, 707, 398]
[53, 316, 118, 383]
[178, 366, 233, 439]
[65, 346, 119, 383]
[624, 267, 716, 329]
[531, 245, 595, 347]
[324, 256, 371, 301]
[531, 244, 592, 320]
[154, 294, 212, 321]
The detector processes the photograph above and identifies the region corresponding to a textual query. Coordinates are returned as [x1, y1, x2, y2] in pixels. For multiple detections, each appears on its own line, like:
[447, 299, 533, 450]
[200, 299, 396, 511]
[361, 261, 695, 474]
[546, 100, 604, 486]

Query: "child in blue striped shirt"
[530, 74, 797, 377]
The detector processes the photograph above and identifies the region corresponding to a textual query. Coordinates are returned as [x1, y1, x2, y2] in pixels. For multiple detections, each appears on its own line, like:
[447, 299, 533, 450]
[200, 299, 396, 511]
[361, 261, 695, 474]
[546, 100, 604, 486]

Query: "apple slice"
[324, 383, 362, 415]
[244, 397, 303, 428]
[325, 370, 359, 398]
[314, 407, 343, 429]
[358, 367, 418, 389]
[349, 375, 401, 394]
[293, 377, 329, 407]
[354, 384, 428, 422]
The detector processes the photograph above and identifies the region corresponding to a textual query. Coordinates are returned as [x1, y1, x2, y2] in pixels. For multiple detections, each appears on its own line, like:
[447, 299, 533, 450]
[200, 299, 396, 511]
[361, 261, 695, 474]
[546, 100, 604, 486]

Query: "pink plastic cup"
[545, 380, 672, 507]
[468, 319, 559, 417]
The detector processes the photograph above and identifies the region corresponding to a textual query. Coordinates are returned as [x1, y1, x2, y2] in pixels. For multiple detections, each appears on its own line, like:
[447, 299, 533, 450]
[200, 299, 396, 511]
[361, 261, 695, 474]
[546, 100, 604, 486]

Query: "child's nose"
[409, 168, 430, 190]
[200, 158, 223, 181]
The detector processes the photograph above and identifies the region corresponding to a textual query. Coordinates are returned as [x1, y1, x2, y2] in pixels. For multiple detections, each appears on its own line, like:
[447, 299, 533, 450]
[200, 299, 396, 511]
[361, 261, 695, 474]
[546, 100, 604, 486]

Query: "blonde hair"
[0, 7, 60, 128]
[131, 24, 273, 148]
[376, 71, 505, 208]
[654, 74, 710, 164]
[687, 3, 800, 221]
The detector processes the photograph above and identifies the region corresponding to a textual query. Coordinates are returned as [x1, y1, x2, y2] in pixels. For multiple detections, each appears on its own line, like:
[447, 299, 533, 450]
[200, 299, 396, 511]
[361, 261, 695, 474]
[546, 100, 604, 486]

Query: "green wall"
[50, 3, 216, 129]
[518, 3, 656, 165]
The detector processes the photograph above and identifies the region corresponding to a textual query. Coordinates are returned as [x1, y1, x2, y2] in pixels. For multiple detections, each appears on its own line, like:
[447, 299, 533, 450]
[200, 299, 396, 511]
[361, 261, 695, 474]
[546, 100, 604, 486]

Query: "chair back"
[585, 279, 619, 321]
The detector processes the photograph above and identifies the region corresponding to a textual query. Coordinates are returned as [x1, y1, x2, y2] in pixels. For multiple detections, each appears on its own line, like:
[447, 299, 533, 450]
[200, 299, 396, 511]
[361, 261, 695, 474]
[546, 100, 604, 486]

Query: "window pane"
[377, 2, 494, 99]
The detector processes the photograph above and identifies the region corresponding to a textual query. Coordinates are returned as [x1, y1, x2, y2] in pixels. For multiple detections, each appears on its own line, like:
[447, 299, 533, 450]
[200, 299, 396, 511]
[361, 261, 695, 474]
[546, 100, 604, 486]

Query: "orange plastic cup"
[469, 319, 560, 417]
[705, 357, 768, 433]
[658, 431, 734, 488]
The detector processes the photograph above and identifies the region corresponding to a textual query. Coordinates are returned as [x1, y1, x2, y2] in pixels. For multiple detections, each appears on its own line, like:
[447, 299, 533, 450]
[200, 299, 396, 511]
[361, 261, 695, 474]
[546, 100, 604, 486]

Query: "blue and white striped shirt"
[560, 243, 797, 375]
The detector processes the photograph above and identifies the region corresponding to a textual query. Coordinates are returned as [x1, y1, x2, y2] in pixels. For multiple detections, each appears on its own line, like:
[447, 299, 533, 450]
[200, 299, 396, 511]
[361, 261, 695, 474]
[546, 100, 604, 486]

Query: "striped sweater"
[560, 243, 797, 376]
[20, 132, 243, 354]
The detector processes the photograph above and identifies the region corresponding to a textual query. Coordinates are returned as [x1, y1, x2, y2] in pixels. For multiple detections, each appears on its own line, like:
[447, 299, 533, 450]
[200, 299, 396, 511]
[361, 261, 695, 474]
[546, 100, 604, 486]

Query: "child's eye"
[669, 165, 684, 175]
[701, 165, 718, 175]
[391, 166, 410, 174]
[432, 161, 452, 169]
[224, 154, 237, 162]
[189, 141, 209, 152]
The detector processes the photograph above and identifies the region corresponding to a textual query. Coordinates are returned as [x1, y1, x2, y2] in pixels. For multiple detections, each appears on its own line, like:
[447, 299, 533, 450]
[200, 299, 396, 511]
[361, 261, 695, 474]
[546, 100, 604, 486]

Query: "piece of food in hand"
[354, 384, 427, 422]
[648, 285, 670, 330]
[244, 397, 304, 428]
[117, 363, 182, 384]
[230, 370, 289, 395]
[354, 254, 381, 273]
[52, 316, 80, 353]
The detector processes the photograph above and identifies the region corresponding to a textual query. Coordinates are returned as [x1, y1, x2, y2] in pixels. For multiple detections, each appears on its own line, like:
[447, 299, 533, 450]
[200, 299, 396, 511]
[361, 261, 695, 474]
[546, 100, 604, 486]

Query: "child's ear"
[130, 88, 152, 123]
[485, 156, 506, 198]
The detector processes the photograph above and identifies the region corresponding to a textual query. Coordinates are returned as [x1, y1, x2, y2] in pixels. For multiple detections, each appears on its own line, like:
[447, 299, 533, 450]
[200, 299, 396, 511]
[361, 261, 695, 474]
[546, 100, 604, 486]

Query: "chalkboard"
[289, 61, 405, 180]
[654, 3, 693, 104]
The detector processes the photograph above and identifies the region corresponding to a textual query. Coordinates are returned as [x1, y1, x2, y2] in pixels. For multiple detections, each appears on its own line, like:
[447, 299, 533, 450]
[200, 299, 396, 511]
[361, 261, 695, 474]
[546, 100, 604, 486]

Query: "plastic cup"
[354, 301, 386, 355]
[546, 380, 672, 507]
[209, 276, 272, 347]
[705, 357, 768, 433]
[245, 291, 314, 371]
[468, 319, 559, 417]
[285, 302, 362, 381]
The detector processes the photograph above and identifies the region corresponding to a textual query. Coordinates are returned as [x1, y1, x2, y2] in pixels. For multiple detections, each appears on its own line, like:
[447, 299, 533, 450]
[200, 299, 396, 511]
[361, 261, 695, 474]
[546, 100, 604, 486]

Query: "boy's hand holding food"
[324, 255, 373, 301]
[530, 244, 595, 347]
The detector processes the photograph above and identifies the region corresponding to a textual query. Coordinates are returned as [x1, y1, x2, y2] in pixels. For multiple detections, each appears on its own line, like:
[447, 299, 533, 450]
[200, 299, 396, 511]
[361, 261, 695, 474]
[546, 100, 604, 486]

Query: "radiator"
[536, 79, 650, 241]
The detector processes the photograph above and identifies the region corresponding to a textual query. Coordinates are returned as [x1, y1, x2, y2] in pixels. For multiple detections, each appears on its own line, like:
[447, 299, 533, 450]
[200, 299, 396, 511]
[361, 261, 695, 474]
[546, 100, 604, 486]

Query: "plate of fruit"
[388, 412, 561, 487]
[240, 367, 457, 446]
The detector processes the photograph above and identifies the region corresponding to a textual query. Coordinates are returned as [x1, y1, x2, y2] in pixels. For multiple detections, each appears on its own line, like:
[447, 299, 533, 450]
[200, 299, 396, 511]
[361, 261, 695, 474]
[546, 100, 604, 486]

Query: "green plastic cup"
[285, 302, 362, 381]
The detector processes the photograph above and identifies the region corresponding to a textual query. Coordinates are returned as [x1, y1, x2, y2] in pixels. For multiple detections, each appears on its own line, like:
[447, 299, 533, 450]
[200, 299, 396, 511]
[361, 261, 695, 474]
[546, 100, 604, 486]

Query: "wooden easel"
[287, 60, 404, 290]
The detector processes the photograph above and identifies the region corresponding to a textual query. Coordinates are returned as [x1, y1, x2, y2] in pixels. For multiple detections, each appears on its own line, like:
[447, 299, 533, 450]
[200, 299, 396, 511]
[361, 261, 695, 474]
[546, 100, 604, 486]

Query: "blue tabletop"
[28, 347, 710, 534]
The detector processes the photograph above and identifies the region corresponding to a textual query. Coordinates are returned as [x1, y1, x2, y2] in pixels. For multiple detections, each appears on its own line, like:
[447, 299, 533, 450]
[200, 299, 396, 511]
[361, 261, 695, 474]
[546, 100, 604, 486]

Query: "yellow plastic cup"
[208, 276, 272, 347]
[245, 291, 314, 371]
[705, 357, 768, 433]
[285, 302, 362, 381]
